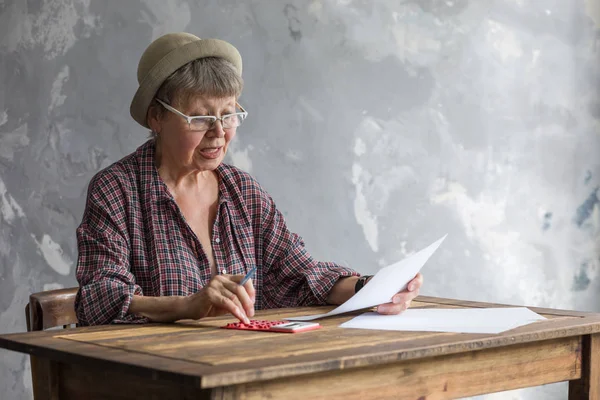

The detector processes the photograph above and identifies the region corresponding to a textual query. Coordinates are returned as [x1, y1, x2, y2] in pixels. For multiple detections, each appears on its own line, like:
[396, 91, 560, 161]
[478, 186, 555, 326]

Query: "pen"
[239, 266, 257, 286]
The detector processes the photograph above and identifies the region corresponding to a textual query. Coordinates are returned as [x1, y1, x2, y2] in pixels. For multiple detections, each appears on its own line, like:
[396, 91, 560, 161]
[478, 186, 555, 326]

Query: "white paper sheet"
[285, 235, 447, 321]
[339, 307, 547, 334]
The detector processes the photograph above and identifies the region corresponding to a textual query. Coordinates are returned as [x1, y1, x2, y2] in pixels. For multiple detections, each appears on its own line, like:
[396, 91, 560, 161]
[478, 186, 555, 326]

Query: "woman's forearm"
[326, 276, 360, 305]
[129, 294, 190, 322]
[131, 276, 360, 321]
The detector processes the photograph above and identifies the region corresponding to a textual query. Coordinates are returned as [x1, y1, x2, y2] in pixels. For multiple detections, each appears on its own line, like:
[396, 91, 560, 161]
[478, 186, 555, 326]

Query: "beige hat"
[130, 32, 243, 128]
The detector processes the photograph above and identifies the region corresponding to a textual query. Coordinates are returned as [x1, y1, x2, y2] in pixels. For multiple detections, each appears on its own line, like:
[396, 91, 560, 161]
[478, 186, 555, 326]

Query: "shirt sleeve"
[74, 171, 148, 326]
[259, 191, 359, 308]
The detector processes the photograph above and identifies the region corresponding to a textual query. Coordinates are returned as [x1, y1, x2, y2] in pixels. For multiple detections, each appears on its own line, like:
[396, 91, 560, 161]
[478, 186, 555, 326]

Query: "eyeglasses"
[155, 98, 248, 132]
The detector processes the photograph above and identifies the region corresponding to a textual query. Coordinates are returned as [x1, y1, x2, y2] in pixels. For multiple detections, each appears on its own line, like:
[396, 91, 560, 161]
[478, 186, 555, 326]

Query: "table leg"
[569, 333, 600, 399]
[29, 357, 60, 400]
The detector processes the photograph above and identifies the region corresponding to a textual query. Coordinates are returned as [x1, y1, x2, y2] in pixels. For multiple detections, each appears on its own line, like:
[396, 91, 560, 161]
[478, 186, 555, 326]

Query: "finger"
[219, 276, 255, 318]
[220, 291, 250, 323]
[203, 287, 244, 321]
[229, 274, 257, 304]
[208, 284, 250, 323]
[219, 287, 249, 317]
[232, 276, 256, 305]
[213, 275, 253, 305]
[376, 302, 405, 315]
[377, 301, 410, 315]
[245, 279, 256, 304]
[391, 289, 419, 305]
[234, 284, 255, 317]
[408, 273, 424, 292]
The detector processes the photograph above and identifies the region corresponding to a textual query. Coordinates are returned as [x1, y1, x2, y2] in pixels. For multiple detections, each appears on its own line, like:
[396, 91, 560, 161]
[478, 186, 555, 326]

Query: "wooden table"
[1, 296, 599, 400]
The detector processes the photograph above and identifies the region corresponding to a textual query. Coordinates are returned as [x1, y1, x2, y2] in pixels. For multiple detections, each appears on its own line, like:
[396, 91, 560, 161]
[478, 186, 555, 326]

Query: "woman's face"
[153, 95, 238, 172]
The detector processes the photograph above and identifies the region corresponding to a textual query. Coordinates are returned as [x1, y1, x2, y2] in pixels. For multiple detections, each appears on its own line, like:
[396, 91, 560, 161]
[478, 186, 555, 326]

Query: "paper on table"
[285, 235, 447, 321]
[339, 307, 546, 334]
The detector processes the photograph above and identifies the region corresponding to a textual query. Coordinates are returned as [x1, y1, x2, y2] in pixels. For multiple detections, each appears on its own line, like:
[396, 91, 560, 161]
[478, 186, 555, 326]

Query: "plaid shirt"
[75, 139, 358, 325]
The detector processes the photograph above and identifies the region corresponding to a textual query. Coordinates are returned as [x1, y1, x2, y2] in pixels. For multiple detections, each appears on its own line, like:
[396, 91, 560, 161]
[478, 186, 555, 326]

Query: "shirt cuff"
[309, 262, 360, 305]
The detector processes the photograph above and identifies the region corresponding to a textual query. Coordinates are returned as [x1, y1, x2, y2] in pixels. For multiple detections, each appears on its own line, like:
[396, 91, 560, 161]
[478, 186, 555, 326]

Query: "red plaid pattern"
[75, 140, 358, 325]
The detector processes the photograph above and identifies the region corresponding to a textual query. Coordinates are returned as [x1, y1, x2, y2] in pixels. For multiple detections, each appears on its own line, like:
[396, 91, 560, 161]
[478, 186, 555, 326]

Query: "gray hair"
[148, 57, 244, 137]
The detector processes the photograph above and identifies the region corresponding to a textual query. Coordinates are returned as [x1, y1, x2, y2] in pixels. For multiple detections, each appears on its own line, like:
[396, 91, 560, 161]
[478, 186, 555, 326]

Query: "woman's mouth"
[199, 147, 222, 159]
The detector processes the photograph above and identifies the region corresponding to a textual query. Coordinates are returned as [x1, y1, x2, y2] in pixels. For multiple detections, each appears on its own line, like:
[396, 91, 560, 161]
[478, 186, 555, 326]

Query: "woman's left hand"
[375, 272, 423, 315]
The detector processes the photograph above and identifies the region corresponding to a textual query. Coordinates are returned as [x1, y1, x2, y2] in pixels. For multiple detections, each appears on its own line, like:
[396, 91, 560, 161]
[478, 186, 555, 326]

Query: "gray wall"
[1, 0, 599, 398]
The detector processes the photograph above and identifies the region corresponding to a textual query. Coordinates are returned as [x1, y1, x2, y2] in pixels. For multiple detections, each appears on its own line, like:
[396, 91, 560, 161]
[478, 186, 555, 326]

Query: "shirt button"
[221, 268, 227, 274]
[215, 238, 221, 244]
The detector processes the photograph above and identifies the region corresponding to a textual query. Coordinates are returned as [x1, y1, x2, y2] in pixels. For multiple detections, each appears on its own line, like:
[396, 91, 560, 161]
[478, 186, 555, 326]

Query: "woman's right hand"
[183, 274, 256, 323]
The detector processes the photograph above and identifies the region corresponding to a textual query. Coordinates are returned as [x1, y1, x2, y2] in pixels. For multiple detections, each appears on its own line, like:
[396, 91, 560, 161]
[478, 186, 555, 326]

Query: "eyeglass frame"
[155, 98, 248, 131]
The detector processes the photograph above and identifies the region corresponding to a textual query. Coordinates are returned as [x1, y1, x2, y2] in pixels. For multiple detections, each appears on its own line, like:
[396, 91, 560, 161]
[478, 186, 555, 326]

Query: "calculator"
[221, 320, 321, 333]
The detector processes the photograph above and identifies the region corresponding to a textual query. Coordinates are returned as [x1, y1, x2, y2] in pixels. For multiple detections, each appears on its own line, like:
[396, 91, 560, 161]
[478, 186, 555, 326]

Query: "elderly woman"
[75, 33, 423, 325]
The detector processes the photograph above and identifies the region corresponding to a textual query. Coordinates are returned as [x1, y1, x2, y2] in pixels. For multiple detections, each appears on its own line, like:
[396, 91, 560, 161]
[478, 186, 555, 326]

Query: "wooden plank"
[56, 324, 204, 341]
[56, 316, 452, 366]
[569, 332, 600, 399]
[199, 313, 600, 387]
[50, 317, 600, 387]
[212, 336, 581, 400]
[56, 358, 209, 400]
[0, 329, 215, 383]
[52, 312, 573, 369]
[3, 302, 600, 389]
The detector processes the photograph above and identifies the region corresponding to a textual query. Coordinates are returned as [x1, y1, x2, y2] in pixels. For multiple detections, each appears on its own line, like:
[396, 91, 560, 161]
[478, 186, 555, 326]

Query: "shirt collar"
[136, 139, 172, 203]
[215, 164, 231, 205]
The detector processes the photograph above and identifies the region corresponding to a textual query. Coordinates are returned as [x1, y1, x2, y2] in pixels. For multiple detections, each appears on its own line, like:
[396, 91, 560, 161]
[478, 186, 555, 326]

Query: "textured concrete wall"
[1, 1, 599, 399]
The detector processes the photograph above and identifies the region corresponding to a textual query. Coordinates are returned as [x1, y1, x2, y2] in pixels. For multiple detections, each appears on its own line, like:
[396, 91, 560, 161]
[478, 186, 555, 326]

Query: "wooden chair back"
[25, 287, 79, 400]
[25, 287, 79, 332]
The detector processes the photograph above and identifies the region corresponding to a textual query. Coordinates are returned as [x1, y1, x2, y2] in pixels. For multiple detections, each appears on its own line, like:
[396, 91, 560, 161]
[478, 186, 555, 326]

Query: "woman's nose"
[207, 120, 225, 138]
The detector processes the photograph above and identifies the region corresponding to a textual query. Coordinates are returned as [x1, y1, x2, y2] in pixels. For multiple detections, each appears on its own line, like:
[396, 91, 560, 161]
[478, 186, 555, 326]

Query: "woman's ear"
[147, 104, 162, 134]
